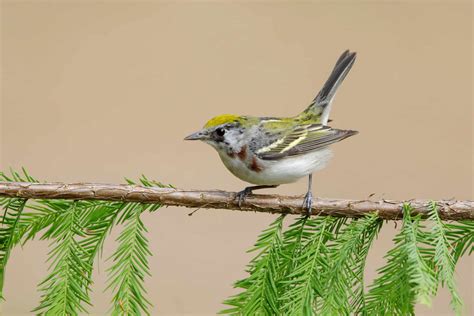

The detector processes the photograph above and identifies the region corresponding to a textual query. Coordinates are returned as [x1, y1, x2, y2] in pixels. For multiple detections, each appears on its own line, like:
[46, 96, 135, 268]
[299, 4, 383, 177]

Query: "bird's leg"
[302, 174, 313, 215]
[236, 185, 278, 207]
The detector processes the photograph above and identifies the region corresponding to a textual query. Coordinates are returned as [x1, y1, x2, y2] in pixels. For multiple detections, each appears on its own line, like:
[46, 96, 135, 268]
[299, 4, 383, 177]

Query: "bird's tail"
[299, 50, 357, 125]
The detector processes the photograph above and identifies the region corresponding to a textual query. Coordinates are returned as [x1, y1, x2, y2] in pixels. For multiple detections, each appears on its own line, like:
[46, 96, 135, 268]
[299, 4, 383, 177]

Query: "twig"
[0, 182, 472, 220]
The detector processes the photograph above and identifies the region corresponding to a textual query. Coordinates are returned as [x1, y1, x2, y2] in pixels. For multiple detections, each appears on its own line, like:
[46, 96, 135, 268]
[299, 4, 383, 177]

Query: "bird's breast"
[217, 147, 333, 185]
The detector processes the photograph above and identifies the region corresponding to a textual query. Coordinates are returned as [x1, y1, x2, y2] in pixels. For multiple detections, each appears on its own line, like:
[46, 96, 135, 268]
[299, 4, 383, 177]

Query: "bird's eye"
[216, 128, 226, 137]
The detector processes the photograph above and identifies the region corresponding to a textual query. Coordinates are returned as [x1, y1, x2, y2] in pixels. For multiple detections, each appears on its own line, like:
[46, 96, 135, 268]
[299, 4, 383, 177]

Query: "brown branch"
[0, 182, 472, 220]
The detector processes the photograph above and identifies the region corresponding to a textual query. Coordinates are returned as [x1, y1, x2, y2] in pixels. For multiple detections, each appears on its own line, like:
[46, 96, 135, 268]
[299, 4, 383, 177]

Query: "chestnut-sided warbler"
[185, 50, 357, 213]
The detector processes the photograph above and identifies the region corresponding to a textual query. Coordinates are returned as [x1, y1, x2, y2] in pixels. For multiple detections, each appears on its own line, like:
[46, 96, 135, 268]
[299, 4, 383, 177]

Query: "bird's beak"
[184, 130, 207, 141]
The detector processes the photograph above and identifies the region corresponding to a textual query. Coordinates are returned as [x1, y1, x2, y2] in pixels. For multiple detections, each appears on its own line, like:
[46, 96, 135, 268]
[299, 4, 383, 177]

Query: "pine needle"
[279, 216, 337, 316]
[220, 215, 285, 315]
[106, 204, 153, 315]
[321, 214, 382, 315]
[33, 202, 92, 315]
[0, 198, 27, 299]
[428, 202, 463, 314]
[365, 205, 437, 314]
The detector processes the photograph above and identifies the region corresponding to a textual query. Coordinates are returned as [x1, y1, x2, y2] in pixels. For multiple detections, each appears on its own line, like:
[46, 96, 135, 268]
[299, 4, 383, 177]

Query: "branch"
[0, 182, 472, 220]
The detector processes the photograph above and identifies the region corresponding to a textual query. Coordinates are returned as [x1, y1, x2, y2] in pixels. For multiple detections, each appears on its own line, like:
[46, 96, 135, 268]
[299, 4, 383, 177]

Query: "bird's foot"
[235, 187, 253, 207]
[302, 191, 313, 216]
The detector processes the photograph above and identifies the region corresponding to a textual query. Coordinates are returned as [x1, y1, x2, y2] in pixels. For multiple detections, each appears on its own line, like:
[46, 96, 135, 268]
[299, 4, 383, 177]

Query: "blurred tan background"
[1, 1, 472, 315]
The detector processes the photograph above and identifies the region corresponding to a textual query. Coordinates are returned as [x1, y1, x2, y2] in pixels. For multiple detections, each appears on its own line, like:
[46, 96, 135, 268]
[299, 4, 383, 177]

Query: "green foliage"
[365, 205, 437, 314]
[107, 204, 153, 315]
[0, 198, 27, 299]
[223, 204, 473, 315]
[279, 216, 339, 315]
[221, 215, 285, 315]
[79, 201, 123, 278]
[446, 219, 474, 263]
[428, 202, 463, 314]
[321, 214, 382, 315]
[0, 169, 168, 315]
[34, 201, 92, 315]
[0, 169, 472, 315]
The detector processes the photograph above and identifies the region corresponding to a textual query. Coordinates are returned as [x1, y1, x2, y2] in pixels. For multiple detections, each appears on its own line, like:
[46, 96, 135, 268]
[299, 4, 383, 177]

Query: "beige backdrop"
[1, 1, 472, 315]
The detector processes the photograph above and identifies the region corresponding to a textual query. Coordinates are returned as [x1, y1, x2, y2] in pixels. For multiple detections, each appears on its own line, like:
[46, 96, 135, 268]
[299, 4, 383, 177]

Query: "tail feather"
[301, 50, 356, 125]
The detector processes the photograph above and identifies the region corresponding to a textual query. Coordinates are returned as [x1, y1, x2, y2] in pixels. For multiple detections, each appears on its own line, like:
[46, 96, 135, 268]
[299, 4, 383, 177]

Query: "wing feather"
[257, 124, 358, 160]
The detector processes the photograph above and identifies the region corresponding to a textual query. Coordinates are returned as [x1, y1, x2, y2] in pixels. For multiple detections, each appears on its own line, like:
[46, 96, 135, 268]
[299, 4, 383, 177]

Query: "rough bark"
[0, 182, 472, 220]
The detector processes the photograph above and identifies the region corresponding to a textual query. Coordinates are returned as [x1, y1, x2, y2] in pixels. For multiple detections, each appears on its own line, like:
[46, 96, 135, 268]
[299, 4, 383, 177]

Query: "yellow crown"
[204, 114, 240, 128]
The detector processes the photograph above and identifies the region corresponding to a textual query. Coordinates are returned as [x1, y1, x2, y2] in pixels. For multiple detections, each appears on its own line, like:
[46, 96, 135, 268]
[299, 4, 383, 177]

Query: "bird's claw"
[302, 191, 313, 216]
[236, 188, 252, 207]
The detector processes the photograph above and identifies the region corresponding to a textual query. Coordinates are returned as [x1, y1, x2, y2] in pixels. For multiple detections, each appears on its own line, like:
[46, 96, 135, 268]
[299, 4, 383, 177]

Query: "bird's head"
[184, 114, 250, 153]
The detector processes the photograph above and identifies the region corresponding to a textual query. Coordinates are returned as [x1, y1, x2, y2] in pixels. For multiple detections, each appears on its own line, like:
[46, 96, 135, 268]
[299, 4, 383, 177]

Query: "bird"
[184, 50, 358, 213]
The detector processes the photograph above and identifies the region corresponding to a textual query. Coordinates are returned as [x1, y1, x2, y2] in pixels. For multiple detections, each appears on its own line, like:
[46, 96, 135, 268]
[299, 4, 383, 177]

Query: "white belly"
[218, 149, 333, 185]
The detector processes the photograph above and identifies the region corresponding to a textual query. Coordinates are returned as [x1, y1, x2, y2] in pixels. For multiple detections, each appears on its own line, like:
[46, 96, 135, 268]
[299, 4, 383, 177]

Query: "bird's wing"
[256, 124, 358, 160]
